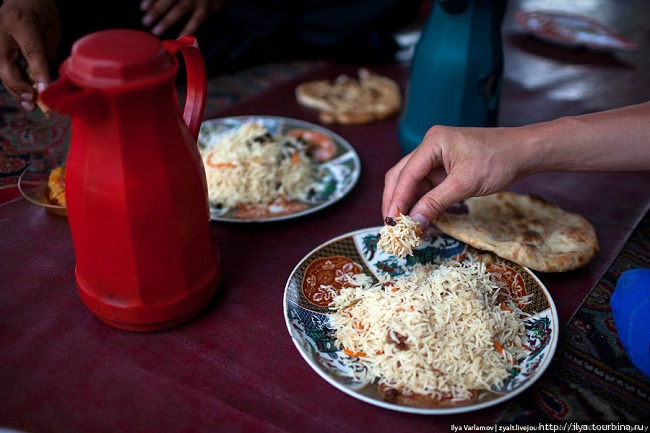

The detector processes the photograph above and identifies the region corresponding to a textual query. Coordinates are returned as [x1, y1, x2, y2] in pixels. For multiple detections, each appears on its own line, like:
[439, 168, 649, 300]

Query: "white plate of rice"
[284, 226, 559, 414]
[198, 116, 360, 222]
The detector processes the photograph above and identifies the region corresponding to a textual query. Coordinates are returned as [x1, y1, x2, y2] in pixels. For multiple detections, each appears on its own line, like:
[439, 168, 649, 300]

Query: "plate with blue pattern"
[284, 226, 559, 414]
[198, 116, 360, 223]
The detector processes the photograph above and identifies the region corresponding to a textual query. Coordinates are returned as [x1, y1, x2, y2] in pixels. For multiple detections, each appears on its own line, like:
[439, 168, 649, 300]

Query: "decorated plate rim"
[283, 226, 559, 415]
[199, 115, 361, 223]
[514, 10, 640, 51]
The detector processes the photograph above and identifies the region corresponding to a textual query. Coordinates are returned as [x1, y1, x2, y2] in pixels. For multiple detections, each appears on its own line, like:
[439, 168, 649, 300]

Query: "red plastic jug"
[41, 29, 221, 331]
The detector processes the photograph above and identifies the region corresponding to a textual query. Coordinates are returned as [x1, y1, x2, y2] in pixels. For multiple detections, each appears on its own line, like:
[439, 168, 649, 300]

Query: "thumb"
[409, 178, 468, 229]
[23, 48, 52, 99]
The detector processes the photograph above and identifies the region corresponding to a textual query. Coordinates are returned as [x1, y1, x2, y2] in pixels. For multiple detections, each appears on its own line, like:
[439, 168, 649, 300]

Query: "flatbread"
[295, 68, 401, 125]
[434, 192, 599, 273]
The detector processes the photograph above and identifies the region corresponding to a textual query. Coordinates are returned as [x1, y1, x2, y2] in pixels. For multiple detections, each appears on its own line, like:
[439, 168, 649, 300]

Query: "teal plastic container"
[399, 0, 508, 154]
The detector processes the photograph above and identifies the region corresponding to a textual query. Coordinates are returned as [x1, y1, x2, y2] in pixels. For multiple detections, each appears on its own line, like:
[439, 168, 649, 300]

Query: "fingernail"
[36, 82, 47, 93]
[142, 14, 154, 27]
[140, 0, 150, 10]
[20, 92, 33, 101]
[151, 24, 164, 36]
[21, 101, 35, 111]
[411, 213, 430, 232]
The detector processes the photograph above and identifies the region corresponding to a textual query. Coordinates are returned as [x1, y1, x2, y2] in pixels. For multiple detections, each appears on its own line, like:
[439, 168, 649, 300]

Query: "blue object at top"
[398, 0, 508, 154]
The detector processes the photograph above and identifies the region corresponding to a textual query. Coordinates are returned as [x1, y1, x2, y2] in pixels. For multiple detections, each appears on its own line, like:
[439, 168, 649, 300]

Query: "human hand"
[140, 0, 228, 37]
[382, 125, 527, 230]
[0, 0, 60, 111]
[384, 103, 650, 230]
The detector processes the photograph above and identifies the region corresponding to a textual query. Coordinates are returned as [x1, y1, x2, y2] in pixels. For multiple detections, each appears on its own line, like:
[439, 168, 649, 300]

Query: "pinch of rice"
[329, 258, 530, 402]
[200, 122, 316, 208]
[377, 213, 423, 258]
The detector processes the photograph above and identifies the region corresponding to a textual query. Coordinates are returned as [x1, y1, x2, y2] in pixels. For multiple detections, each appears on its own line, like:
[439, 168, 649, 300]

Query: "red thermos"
[41, 29, 221, 331]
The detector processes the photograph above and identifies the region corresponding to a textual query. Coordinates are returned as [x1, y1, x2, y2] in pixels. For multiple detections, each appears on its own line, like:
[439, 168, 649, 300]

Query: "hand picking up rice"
[377, 213, 423, 258]
[200, 122, 316, 208]
[329, 258, 530, 405]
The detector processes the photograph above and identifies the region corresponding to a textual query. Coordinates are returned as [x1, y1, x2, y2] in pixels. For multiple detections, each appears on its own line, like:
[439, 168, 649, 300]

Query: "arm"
[382, 101, 650, 229]
[525, 102, 650, 173]
[0, 0, 60, 111]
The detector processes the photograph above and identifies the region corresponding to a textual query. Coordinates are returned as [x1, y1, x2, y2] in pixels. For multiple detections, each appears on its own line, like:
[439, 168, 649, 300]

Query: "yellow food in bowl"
[47, 166, 66, 207]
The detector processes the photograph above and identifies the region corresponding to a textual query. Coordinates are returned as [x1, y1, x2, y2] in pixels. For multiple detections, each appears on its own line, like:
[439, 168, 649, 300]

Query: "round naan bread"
[434, 192, 599, 273]
[295, 68, 401, 125]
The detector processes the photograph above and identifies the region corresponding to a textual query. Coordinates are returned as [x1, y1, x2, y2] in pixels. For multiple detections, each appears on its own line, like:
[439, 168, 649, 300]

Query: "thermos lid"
[62, 29, 176, 87]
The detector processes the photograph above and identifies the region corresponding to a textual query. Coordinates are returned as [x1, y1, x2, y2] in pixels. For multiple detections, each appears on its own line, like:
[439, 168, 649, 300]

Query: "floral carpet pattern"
[0, 89, 70, 202]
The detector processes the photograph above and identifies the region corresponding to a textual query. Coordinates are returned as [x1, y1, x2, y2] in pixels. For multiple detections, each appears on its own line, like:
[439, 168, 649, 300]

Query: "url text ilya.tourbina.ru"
[450, 423, 649, 433]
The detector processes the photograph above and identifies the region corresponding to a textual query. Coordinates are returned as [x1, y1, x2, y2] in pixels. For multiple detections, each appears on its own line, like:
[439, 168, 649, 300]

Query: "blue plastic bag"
[610, 269, 650, 378]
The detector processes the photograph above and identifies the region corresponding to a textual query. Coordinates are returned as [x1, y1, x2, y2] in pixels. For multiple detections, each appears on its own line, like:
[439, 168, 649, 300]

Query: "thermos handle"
[163, 36, 207, 141]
